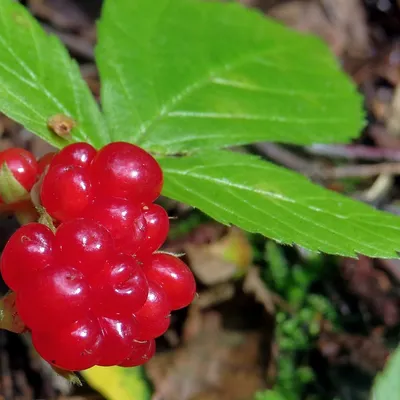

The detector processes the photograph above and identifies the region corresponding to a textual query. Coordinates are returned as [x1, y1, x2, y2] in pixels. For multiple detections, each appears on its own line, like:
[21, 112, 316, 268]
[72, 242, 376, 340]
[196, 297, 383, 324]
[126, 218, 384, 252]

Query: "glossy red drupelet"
[119, 339, 156, 367]
[97, 315, 138, 366]
[85, 196, 146, 252]
[139, 204, 170, 255]
[31, 317, 103, 371]
[134, 281, 171, 341]
[40, 164, 93, 222]
[50, 142, 96, 170]
[144, 253, 197, 310]
[37, 152, 56, 175]
[90, 253, 149, 317]
[16, 264, 92, 330]
[0, 223, 54, 291]
[90, 142, 163, 204]
[54, 218, 114, 277]
[0, 141, 196, 371]
[40, 142, 97, 222]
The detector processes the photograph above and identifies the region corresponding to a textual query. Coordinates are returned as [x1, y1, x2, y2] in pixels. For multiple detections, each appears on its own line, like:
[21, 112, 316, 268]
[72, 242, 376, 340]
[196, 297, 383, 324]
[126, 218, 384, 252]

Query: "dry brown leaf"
[269, 0, 370, 58]
[146, 310, 265, 400]
[243, 267, 275, 314]
[194, 283, 235, 309]
[184, 227, 253, 285]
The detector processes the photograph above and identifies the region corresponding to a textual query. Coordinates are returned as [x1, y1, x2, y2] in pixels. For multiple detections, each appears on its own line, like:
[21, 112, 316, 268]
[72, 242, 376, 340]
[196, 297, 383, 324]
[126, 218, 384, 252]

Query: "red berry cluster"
[0, 142, 196, 371]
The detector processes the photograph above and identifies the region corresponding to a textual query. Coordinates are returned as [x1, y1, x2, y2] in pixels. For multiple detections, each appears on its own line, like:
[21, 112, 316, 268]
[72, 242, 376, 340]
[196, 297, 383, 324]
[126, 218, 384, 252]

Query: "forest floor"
[0, 1, 399, 399]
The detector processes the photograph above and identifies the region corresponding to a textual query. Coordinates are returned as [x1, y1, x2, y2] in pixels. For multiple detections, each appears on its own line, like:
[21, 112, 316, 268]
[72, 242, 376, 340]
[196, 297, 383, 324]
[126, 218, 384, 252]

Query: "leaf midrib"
[134, 47, 342, 145]
[164, 170, 393, 255]
[163, 162, 400, 247]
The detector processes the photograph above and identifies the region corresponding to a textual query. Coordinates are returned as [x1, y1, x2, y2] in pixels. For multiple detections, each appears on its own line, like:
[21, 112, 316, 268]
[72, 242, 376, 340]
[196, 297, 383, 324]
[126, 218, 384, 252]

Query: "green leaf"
[0, 0, 109, 148]
[0, 162, 29, 204]
[159, 151, 400, 258]
[255, 390, 287, 400]
[370, 346, 400, 400]
[81, 366, 150, 400]
[97, 0, 363, 155]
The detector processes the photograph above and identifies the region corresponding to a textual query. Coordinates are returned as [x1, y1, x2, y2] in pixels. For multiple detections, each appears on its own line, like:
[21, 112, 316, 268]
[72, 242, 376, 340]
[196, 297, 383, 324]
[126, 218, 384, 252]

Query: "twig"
[253, 143, 400, 181]
[194, 283, 235, 309]
[243, 266, 293, 314]
[243, 267, 275, 313]
[42, 24, 94, 59]
[360, 174, 394, 203]
[322, 162, 400, 179]
[252, 143, 318, 174]
[377, 259, 400, 283]
[305, 144, 400, 162]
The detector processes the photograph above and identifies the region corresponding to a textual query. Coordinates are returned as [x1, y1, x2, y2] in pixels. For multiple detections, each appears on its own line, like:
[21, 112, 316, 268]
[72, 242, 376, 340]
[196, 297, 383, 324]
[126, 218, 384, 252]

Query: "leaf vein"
[166, 111, 347, 124]
[225, 185, 334, 249]
[211, 77, 345, 99]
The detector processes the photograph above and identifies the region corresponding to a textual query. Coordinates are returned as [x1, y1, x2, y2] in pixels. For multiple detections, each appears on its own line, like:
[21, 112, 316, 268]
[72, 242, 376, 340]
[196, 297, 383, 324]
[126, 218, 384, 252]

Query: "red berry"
[32, 317, 103, 371]
[0, 223, 54, 291]
[0, 148, 38, 193]
[90, 142, 163, 203]
[16, 265, 91, 330]
[0, 141, 197, 369]
[51, 143, 96, 169]
[140, 204, 169, 255]
[144, 254, 196, 310]
[90, 253, 148, 317]
[133, 281, 171, 340]
[54, 219, 114, 277]
[97, 316, 138, 366]
[40, 164, 92, 221]
[85, 196, 146, 252]
[37, 152, 56, 175]
[119, 339, 156, 367]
